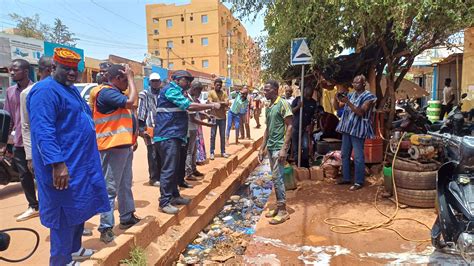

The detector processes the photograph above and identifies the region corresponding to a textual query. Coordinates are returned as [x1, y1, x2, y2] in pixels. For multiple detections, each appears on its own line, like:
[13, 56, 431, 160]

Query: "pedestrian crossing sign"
[291, 38, 312, 65]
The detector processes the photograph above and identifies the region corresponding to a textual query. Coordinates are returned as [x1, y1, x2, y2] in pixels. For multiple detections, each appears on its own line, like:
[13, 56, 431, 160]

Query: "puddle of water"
[361, 246, 467, 265]
[178, 160, 273, 264]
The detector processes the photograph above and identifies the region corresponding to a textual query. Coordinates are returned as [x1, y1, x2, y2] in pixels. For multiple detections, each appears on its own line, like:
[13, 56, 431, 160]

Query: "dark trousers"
[210, 119, 226, 155]
[177, 141, 188, 185]
[440, 104, 453, 120]
[50, 210, 83, 265]
[156, 139, 182, 207]
[13, 146, 38, 209]
[291, 130, 310, 168]
[146, 144, 161, 183]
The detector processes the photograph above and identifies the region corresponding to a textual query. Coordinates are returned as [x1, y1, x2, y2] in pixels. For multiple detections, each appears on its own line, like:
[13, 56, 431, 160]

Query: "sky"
[0, 0, 266, 62]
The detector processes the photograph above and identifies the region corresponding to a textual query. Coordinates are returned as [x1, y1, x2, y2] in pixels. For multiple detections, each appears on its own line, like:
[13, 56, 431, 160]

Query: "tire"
[393, 168, 437, 190]
[393, 158, 439, 172]
[395, 187, 436, 208]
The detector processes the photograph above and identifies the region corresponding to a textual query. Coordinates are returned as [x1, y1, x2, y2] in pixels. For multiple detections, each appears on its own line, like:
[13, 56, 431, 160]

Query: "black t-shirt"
[291, 96, 318, 129]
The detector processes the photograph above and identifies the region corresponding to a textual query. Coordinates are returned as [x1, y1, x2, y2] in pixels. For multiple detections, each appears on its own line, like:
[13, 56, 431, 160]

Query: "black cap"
[172, 70, 194, 82]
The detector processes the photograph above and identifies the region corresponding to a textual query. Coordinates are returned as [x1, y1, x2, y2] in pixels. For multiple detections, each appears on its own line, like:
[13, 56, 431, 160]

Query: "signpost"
[291, 38, 312, 167]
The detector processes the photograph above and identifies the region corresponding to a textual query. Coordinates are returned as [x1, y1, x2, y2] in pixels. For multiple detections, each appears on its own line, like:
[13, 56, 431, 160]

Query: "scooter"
[439, 94, 472, 136]
[0, 110, 19, 185]
[430, 132, 474, 263]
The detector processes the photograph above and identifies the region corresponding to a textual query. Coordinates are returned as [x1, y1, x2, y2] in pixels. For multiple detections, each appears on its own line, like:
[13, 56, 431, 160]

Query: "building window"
[190, 37, 194, 43]
[154, 29, 159, 35]
[182, 60, 185, 65]
[167, 40, 173, 48]
[202, 60, 209, 68]
[191, 59, 195, 65]
[168, 62, 174, 69]
[201, 37, 208, 46]
[201, 15, 208, 24]
[190, 13, 193, 21]
[154, 50, 160, 56]
[181, 38, 185, 44]
[153, 18, 159, 23]
[166, 19, 172, 28]
[221, 17, 225, 25]
[181, 15, 184, 22]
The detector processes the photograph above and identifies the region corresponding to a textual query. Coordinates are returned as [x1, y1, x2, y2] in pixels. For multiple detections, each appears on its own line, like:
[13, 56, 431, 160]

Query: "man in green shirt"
[226, 87, 249, 145]
[258, 80, 293, 225]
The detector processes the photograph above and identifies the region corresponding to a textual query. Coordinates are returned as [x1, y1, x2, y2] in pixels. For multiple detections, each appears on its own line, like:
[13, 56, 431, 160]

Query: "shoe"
[349, 183, 363, 191]
[337, 180, 351, 185]
[119, 213, 141, 229]
[71, 247, 94, 261]
[160, 204, 179, 214]
[210, 153, 215, 160]
[222, 153, 230, 158]
[193, 171, 204, 177]
[269, 210, 290, 225]
[16, 207, 39, 222]
[171, 196, 191, 206]
[186, 175, 200, 181]
[82, 228, 92, 236]
[149, 180, 160, 187]
[179, 181, 193, 188]
[265, 209, 278, 218]
[100, 228, 115, 244]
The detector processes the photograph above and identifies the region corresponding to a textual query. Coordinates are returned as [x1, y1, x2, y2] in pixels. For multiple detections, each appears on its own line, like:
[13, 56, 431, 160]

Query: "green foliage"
[9, 13, 78, 46]
[120, 247, 147, 266]
[49, 18, 79, 47]
[228, 0, 474, 81]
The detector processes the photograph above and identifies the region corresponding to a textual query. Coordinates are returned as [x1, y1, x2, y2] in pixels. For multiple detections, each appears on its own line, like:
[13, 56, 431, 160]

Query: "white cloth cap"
[149, 73, 161, 80]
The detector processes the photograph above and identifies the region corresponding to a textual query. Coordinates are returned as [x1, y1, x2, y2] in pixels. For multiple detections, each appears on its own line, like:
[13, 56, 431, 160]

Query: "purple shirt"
[4, 81, 33, 147]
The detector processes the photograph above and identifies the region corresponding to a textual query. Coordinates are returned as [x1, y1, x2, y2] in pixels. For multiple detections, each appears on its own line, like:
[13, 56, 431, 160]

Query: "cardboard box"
[309, 166, 324, 181]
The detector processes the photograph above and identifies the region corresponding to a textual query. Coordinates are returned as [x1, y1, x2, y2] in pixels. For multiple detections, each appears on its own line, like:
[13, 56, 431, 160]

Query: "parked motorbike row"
[389, 96, 474, 263]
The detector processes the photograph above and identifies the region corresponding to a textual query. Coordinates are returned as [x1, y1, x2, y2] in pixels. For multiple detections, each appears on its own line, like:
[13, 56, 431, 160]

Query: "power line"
[90, 0, 146, 30]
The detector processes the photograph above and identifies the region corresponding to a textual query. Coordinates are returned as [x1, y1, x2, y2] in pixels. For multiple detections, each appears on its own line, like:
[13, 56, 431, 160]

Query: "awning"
[380, 77, 430, 100]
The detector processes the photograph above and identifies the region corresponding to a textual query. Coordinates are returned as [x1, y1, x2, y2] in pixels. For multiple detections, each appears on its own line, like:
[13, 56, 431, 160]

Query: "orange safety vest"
[93, 86, 136, 151]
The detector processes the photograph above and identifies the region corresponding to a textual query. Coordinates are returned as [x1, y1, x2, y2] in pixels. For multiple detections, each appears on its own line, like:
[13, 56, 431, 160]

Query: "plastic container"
[351, 138, 384, 164]
[383, 165, 393, 194]
[428, 100, 441, 122]
[283, 164, 297, 190]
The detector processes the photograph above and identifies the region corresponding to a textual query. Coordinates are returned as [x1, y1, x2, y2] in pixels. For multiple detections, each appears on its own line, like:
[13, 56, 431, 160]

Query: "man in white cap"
[138, 73, 162, 187]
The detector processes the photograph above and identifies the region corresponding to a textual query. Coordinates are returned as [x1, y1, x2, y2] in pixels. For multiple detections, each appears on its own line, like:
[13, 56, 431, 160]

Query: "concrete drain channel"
[176, 159, 272, 264]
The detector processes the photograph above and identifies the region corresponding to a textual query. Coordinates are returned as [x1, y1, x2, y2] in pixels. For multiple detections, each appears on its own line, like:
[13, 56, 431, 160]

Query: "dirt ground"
[244, 177, 466, 265]
[0, 118, 264, 265]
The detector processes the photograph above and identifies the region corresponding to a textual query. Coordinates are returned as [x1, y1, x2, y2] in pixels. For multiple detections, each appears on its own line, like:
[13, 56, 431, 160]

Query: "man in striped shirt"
[334, 75, 376, 191]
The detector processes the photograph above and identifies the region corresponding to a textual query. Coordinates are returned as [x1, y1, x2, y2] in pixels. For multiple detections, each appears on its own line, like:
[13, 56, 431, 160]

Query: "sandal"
[269, 211, 290, 225]
[265, 209, 278, 218]
[349, 183, 363, 191]
[71, 247, 94, 261]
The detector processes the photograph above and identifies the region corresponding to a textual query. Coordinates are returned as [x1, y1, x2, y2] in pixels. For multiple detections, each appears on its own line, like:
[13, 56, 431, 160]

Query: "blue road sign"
[291, 38, 312, 65]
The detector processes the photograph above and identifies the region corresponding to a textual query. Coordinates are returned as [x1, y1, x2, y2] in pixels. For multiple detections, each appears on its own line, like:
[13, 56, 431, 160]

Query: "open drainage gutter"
[178, 159, 272, 264]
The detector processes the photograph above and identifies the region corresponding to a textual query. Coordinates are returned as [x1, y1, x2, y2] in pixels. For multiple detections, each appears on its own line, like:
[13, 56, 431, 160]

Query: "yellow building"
[145, 0, 258, 86]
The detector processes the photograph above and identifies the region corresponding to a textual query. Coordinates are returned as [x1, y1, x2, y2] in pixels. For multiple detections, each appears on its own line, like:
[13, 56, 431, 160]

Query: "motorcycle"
[439, 93, 473, 137]
[0, 110, 19, 185]
[430, 132, 474, 263]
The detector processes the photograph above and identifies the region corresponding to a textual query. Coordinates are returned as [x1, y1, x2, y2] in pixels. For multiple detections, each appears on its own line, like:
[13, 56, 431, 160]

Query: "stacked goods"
[427, 100, 441, 122]
[393, 157, 440, 208]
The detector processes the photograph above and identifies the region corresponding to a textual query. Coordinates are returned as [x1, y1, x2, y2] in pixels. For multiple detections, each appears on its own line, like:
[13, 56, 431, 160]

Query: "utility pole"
[166, 47, 171, 69]
[227, 30, 232, 95]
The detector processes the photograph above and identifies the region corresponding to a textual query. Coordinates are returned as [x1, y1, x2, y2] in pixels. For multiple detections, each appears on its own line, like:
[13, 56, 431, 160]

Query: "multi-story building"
[145, 0, 260, 87]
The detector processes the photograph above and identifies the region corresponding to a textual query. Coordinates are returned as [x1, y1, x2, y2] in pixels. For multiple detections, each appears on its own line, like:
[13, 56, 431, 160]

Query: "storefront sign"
[9, 35, 44, 64]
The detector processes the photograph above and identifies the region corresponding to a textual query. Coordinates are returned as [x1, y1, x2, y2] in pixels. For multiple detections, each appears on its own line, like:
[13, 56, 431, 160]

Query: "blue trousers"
[226, 111, 240, 139]
[210, 119, 226, 155]
[341, 133, 366, 185]
[291, 129, 310, 168]
[50, 210, 83, 265]
[156, 139, 182, 207]
[98, 147, 136, 232]
[268, 150, 286, 205]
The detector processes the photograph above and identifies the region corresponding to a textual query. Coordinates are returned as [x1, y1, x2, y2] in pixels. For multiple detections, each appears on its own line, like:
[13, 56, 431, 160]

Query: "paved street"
[0, 120, 264, 265]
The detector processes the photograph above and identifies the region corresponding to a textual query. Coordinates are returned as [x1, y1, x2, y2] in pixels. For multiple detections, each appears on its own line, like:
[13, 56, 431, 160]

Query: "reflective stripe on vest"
[96, 127, 134, 139]
[156, 107, 186, 113]
[94, 112, 133, 125]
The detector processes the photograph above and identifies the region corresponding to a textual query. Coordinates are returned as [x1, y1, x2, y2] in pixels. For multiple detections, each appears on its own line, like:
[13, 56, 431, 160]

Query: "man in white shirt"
[440, 78, 455, 120]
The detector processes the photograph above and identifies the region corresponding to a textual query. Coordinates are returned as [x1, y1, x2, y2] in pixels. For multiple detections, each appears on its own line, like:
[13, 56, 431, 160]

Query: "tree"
[228, 0, 473, 134]
[9, 13, 50, 40]
[49, 18, 78, 47]
[9, 14, 78, 46]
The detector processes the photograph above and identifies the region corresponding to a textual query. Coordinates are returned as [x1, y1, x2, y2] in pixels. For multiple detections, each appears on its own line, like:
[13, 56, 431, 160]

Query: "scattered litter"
[244, 253, 281, 264]
[179, 160, 273, 264]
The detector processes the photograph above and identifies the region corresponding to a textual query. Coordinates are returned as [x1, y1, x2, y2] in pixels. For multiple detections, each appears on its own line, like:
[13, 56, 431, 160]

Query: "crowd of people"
[2, 46, 377, 265]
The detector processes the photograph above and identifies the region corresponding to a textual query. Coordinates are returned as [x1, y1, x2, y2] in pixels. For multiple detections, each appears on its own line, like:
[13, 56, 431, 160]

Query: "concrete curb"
[86, 137, 263, 265]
